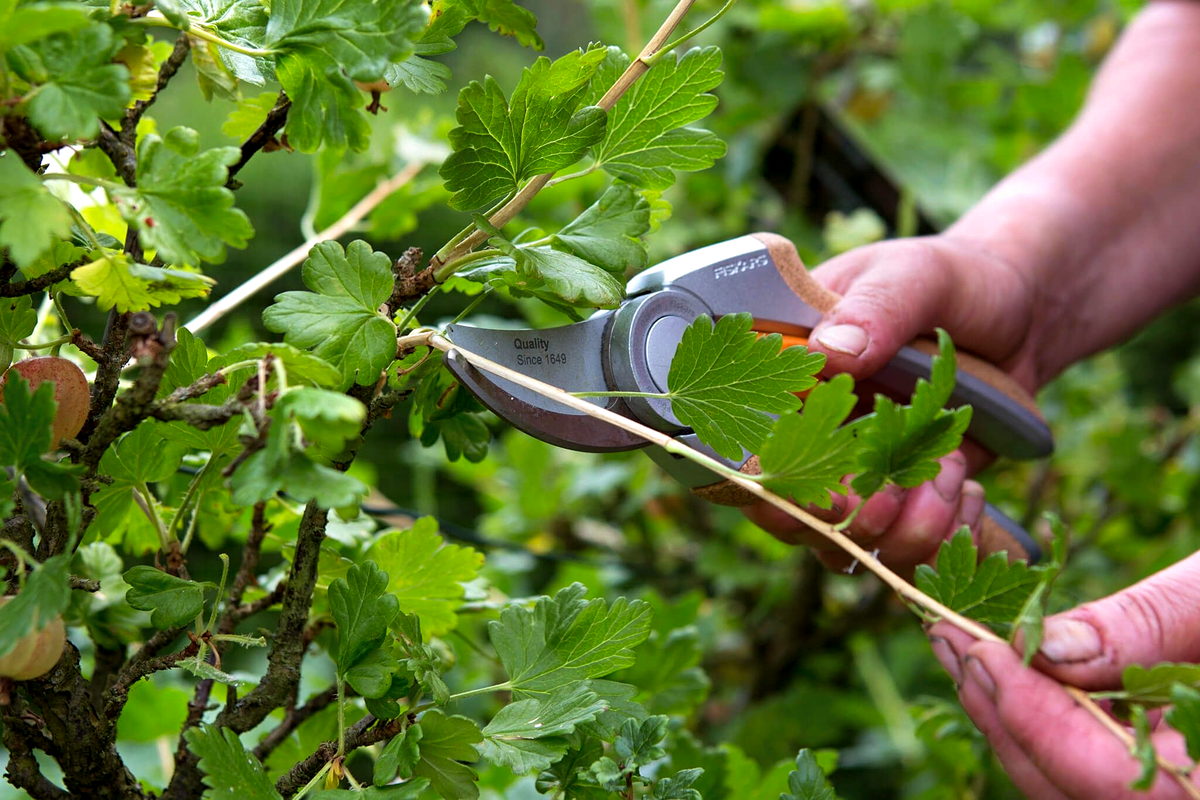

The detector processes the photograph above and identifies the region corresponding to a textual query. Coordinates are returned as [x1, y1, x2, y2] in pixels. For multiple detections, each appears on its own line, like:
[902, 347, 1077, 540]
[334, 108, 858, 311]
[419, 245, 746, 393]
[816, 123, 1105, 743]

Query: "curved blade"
[442, 320, 647, 453]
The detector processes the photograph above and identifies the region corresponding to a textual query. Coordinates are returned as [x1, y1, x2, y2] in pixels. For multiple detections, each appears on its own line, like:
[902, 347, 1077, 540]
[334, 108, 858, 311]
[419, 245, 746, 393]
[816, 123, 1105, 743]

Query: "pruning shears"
[444, 233, 1052, 563]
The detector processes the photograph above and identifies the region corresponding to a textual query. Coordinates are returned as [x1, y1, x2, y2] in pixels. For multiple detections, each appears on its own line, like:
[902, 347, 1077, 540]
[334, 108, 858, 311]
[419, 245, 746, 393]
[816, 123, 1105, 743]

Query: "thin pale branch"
[184, 160, 427, 334]
[429, 0, 699, 271]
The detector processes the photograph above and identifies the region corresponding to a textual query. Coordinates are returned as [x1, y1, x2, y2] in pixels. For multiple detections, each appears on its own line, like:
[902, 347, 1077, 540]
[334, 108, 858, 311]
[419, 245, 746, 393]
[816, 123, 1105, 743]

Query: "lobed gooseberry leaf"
[479, 683, 606, 774]
[123, 566, 209, 629]
[914, 529, 1047, 629]
[0, 375, 81, 498]
[374, 723, 423, 786]
[1166, 684, 1200, 763]
[586, 46, 726, 189]
[0, 553, 70, 661]
[328, 560, 400, 676]
[665, 313, 825, 461]
[781, 748, 837, 800]
[488, 583, 652, 698]
[412, 710, 483, 800]
[184, 723, 283, 800]
[552, 184, 652, 274]
[263, 240, 397, 390]
[71, 253, 215, 313]
[110, 127, 254, 267]
[759, 374, 860, 509]
[440, 46, 607, 210]
[851, 329, 972, 497]
[0, 158, 72, 268]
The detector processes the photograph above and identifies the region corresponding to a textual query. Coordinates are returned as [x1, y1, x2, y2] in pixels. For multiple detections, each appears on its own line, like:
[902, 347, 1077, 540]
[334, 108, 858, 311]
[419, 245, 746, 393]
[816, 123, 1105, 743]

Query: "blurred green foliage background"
[18, 0, 1200, 797]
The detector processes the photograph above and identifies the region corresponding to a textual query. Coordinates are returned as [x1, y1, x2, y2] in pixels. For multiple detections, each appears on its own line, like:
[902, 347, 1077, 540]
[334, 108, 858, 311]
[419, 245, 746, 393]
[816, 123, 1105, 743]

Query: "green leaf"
[366, 517, 483, 637]
[1118, 664, 1200, 707]
[615, 714, 668, 770]
[124, 566, 207, 629]
[395, 612, 450, 707]
[412, 710, 483, 800]
[230, 386, 367, 508]
[665, 313, 825, 460]
[385, 56, 453, 95]
[265, 0, 426, 152]
[71, 253, 215, 312]
[329, 560, 400, 675]
[0, 157, 72, 268]
[111, 128, 254, 267]
[1130, 704, 1157, 791]
[759, 374, 859, 509]
[588, 47, 726, 189]
[1166, 684, 1200, 763]
[0, 2, 91, 50]
[374, 723, 423, 786]
[479, 684, 605, 773]
[914, 530, 1046, 628]
[91, 422, 188, 548]
[0, 376, 80, 498]
[851, 330, 972, 497]
[0, 554, 70, 661]
[653, 768, 704, 800]
[263, 240, 397, 390]
[534, 739, 606, 800]
[222, 91, 279, 140]
[781, 749, 837, 800]
[440, 46, 607, 210]
[184, 722, 283, 800]
[1012, 513, 1069, 665]
[552, 184, 651, 274]
[11, 23, 131, 140]
[344, 647, 399, 699]
[219, 343, 342, 388]
[489, 583, 652, 698]
[466, 0, 542, 49]
[173, 0, 268, 84]
[0, 296, 38, 369]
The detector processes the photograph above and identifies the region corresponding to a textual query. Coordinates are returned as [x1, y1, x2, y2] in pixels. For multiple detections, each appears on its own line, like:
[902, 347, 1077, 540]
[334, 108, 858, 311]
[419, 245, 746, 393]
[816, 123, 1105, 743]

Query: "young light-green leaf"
[587, 46, 726, 189]
[441, 46, 607, 210]
[71, 253, 215, 313]
[914, 529, 1046, 628]
[759, 374, 859, 509]
[665, 313, 825, 461]
[488, 583, 652, 698]
[263, 239, 397, 390]
[111, 128, 254, 267]
[183, 723, 283, 800]
[1130, 704, 1157, 791]
[1116, 663, 1200, 708]
[328, 560, 400, 675]
[851, 329, 972, 498]
[124, 566, 208, 629]
[365, 517, 483, 637]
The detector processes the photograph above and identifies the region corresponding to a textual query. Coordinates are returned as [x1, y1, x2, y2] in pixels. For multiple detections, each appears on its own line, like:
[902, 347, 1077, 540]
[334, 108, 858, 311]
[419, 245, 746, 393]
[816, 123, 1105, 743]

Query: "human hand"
[745, 234, 1042, 572]
[928, 550, 1200, 798]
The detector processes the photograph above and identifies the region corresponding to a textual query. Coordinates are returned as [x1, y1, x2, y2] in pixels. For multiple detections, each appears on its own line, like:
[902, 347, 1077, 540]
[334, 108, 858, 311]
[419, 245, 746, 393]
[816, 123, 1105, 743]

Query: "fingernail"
[1040, 618, 1103, 663]
[929, 636, 963, 684]
[965, 656, 997, 698]
[956, 482, 986, 529]
[813, 324, 869, 357]
[933, 457, 967, 503]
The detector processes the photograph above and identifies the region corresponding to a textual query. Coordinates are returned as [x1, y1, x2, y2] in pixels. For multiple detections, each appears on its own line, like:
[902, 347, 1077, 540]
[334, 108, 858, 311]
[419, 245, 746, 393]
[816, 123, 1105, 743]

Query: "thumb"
[1030, 550, 1200, 689]
[807, 240, 958, 380]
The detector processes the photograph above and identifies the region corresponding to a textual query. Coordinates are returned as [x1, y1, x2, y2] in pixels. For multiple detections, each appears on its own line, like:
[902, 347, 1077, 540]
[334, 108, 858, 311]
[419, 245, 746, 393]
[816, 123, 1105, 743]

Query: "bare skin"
[749, 3, 1200, 794]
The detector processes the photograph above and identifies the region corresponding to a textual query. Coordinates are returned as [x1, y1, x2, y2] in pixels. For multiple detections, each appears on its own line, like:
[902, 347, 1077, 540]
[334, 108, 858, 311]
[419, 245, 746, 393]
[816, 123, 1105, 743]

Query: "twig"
[219, 503, 270, 634]
[0, 262, 77, 297]
[103, 637, 202, 723]
[227, 92, 292, 183]
[421, 329, 1200, 797]
[184, 160, 426, 334]
[274, 714, 401, 797]
[430, 0, 699, 271]
[252, 686, 339, 762]
[69, 575, 101, 592]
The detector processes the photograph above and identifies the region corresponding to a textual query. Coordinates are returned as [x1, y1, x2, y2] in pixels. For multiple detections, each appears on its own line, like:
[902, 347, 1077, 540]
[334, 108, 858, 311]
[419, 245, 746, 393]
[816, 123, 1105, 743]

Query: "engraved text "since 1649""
[712, 253, 769, 280]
